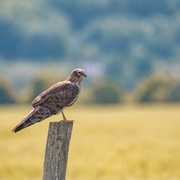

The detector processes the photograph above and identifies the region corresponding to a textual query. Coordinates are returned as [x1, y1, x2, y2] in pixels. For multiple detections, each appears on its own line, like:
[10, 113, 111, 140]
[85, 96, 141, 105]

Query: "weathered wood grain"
[42, 121, 74, 180]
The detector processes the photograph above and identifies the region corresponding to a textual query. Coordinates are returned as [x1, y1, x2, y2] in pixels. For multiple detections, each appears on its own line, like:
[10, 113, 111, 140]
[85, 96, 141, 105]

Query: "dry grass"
[1, 104, 180, 180]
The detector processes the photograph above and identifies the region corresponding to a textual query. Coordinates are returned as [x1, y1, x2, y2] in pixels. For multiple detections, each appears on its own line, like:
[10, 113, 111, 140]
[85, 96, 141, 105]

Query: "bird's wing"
[12, 106, 52, 133]
[32, 81, 80, 108]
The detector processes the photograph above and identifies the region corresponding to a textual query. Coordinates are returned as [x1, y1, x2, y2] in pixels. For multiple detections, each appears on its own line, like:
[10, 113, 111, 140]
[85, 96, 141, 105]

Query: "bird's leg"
[61, 111, 74, 122]
[61, 111, 68, 121]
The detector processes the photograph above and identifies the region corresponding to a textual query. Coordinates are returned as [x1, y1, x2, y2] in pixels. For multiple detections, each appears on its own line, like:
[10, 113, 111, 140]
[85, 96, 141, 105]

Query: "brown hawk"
[12, 68, 87, 133]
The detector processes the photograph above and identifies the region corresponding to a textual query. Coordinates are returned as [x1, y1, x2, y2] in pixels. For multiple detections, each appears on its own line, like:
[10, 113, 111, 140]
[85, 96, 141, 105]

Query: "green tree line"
[1, 72, 180, 105]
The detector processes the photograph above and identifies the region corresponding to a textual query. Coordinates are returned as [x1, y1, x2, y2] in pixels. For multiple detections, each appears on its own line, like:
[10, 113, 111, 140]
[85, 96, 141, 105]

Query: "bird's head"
[71, 68, 87, 79]
[67, 68, 87, 83]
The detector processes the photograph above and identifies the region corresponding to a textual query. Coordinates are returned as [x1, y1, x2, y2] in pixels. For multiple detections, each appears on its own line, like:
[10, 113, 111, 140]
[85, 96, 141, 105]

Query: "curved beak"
[83, 73, 87, 78]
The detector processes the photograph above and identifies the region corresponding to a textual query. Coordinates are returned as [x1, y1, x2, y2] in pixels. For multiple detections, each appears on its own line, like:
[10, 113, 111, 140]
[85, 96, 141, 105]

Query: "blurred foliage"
[1, 71, 180, 105]
[29, 78, 49, 103]
[0, 0, 180, 91]
[0, 76, 16, 104]
[0, 0, 180, 63]
[90, 80, 123, 104]
[135, 73, 180, 103]
[1, 0, 180, 104]
[167, 82, 180, 102]
[28, 70, 66, 103]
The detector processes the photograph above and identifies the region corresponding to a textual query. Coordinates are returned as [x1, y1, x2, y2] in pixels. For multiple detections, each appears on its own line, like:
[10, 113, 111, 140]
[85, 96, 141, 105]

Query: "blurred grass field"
[1, 104, 180, 180]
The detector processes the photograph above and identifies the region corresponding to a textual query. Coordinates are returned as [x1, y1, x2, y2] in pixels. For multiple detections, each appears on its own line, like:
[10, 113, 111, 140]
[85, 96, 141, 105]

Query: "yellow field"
[1, 104, 180, 180]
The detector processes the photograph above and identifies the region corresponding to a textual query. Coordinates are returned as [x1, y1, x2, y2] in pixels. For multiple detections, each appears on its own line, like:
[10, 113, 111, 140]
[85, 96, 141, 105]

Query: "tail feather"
[12, 106, 52, 133]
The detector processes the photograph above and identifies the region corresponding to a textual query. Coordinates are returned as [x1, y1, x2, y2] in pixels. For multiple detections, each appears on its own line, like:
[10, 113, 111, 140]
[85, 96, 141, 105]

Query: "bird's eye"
[77, 72, 81, 76]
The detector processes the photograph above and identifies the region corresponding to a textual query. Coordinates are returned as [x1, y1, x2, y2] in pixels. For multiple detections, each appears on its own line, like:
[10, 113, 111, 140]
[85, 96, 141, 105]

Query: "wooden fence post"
[42, 121, 74, 180]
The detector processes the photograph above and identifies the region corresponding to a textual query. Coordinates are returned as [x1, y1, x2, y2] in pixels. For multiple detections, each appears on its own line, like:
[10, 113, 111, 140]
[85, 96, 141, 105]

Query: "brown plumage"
[12, 68, 87, 133]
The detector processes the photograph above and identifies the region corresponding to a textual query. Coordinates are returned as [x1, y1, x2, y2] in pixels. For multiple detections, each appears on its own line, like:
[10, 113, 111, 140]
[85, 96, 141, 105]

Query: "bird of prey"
[12, 68, 87, 133]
